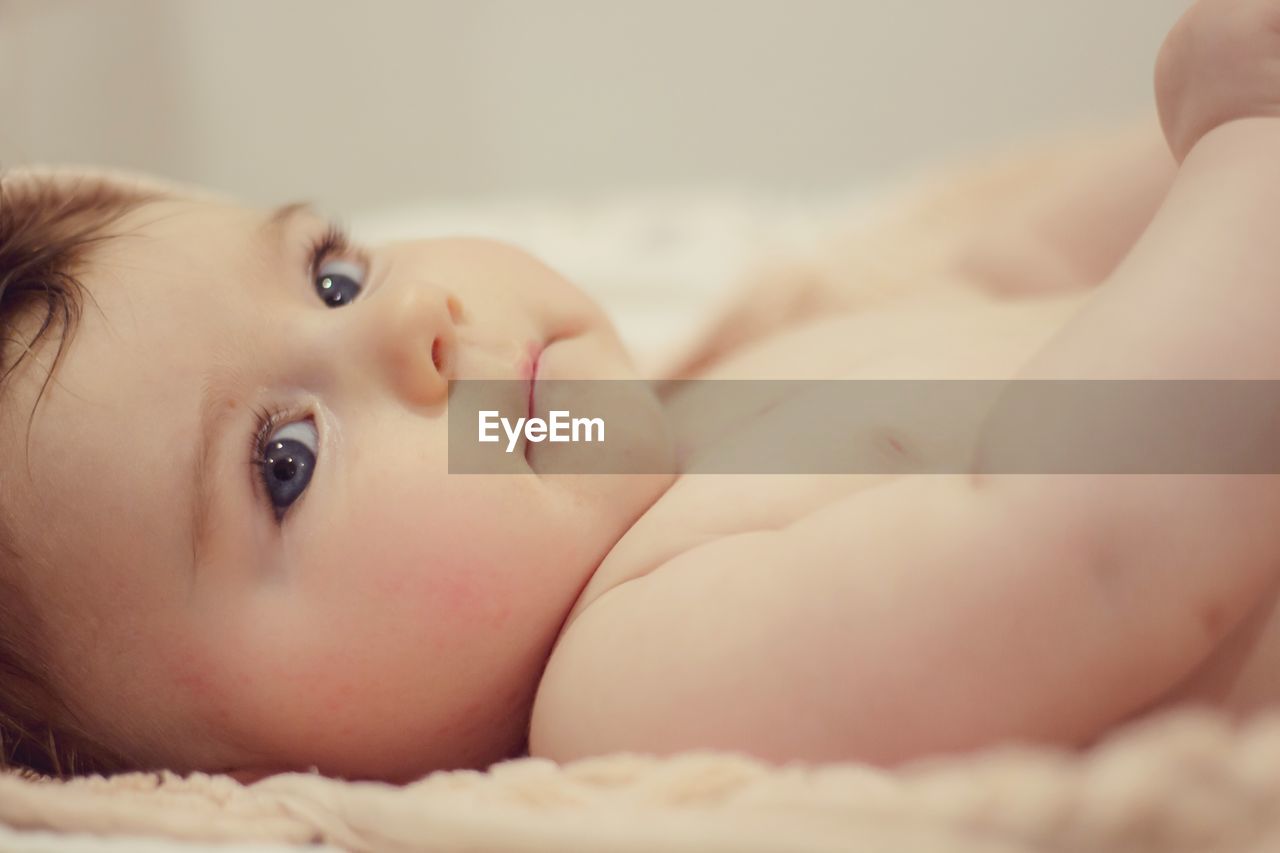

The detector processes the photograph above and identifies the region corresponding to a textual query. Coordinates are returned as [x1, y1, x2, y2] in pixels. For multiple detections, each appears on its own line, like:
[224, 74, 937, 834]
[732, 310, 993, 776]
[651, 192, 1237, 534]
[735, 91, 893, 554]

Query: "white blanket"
[2, 708, 1277, 852]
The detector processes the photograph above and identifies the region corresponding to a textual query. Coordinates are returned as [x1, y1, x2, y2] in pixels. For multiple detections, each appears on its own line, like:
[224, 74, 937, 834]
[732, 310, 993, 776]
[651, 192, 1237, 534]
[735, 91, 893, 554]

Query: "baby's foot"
[1157, 0, 1280, 161]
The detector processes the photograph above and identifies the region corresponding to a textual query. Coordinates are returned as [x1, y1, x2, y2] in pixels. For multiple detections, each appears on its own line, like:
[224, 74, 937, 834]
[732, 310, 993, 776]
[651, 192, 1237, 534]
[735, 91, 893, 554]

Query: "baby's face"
[2, 196, 672, 781]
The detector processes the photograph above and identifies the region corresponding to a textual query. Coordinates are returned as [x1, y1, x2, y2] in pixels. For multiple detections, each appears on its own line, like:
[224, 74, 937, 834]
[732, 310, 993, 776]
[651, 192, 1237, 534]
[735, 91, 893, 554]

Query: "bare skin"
[529, 0, 1280, 765]
[0, 201, 676, 782]
[5, 0, 1276, 782]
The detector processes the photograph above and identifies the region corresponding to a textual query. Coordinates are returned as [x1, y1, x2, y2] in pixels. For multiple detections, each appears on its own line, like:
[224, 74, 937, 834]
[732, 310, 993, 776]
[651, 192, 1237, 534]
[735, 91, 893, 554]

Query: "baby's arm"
[532, 471, 1233, 764]
[533, 2, 1280, 763]
[976, 0, 1280, 600]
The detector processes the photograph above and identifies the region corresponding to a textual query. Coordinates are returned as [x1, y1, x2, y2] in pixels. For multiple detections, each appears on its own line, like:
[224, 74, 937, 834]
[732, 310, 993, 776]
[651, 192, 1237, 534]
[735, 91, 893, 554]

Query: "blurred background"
[1, 0, 1187, 213]
[0, 0, 1192, 368]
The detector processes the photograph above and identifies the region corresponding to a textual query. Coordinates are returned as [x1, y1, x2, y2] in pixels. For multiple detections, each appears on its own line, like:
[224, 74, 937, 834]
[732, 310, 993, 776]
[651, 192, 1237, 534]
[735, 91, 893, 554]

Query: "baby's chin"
[518, 322, 675, 519]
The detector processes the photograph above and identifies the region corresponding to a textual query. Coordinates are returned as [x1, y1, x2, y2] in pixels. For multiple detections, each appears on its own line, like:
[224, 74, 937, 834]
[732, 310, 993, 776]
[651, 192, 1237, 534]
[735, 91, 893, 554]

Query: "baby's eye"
[315, 257, 365, 307]
[260, 420, 318, 514]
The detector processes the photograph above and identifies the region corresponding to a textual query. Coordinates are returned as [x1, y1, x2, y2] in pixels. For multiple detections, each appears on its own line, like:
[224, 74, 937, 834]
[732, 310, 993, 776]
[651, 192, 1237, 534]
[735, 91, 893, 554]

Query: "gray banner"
[447, 380, 1280, 474]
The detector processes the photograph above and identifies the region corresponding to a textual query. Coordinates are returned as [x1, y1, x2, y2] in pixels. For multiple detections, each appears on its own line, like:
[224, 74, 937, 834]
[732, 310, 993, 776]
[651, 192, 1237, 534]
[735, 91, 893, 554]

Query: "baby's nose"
[377, 286, 461, 407]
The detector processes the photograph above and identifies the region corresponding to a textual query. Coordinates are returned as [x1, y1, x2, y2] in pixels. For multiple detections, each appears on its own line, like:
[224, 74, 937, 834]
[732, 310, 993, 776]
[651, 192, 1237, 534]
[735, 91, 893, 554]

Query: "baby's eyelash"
[249, 404, 286, 468]
[308, 223, 349, 270]
[248, 403, 309, 514]
[244, 219, 359, 521]
[306, 221, 369, 276]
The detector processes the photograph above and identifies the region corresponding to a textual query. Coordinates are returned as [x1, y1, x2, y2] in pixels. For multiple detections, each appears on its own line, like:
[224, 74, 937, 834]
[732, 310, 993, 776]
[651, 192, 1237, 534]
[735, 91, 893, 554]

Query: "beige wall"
[1, 0, 1188, 214]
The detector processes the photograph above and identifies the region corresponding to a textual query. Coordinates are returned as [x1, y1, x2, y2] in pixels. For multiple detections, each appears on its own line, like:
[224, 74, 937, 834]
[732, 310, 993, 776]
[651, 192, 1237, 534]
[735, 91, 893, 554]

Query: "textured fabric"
[1, 708, 1278, 852]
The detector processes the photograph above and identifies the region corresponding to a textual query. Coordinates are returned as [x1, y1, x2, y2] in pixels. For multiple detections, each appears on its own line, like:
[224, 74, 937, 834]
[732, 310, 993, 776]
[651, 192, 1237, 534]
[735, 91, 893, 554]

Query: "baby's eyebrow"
[263, 201, 317, 237]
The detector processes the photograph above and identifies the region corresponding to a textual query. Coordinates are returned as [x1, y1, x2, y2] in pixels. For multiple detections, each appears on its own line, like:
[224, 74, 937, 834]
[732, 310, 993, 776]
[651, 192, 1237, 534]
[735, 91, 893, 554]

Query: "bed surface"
[3, 707, 1279, 852]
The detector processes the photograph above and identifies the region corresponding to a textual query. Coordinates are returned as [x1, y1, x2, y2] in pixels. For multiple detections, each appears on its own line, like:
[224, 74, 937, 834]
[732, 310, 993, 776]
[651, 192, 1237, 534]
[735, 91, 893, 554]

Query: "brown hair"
[0, 169, 165, 778]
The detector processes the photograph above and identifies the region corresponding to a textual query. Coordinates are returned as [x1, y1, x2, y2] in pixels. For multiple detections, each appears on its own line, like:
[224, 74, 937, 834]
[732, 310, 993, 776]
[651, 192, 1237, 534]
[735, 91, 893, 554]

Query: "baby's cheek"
[165, 652, 229, 718]
[396, 560, 512, 635]
[338, 533, 516, 650]
[158, 629, 265, 750]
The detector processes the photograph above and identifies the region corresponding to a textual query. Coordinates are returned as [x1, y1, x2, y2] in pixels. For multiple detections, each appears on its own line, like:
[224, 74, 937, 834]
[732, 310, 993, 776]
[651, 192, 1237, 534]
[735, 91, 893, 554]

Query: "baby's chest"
[569, 294, 1081, 621]
[665, 292, 1080, 474]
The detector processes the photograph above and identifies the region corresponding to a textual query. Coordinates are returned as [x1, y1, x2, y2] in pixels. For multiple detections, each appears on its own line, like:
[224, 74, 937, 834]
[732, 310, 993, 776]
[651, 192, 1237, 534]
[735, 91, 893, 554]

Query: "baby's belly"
[684, 287, 1083, 384]
[565, 289, 1087, 626]
[670, 287, 1085, 475]
[658, 290, 1087, 537]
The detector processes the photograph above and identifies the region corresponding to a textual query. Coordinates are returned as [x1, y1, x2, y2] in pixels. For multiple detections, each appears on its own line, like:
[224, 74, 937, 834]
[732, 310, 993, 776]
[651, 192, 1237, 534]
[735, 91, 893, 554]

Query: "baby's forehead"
[118, 196, 269, 234]
[99, 197, 302, 272]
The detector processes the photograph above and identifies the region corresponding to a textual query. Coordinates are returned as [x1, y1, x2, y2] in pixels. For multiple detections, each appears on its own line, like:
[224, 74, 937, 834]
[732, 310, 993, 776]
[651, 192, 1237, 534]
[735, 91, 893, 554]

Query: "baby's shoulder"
[526, 475, 925, 763]
[559, 471, 865, 632]
[527, 474, 923, 761]
[527, 525, 789, 762]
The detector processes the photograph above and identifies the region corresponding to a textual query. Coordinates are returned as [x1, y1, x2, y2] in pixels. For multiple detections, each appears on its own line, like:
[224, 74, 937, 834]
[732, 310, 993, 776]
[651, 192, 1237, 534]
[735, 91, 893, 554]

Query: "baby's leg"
[978, 0, 1280, 686]
[1003, 0, 1280, 383]
[663, 129, 1175, 379]
[941, 126, 1176, 298]
[797, 125, 1178, 305]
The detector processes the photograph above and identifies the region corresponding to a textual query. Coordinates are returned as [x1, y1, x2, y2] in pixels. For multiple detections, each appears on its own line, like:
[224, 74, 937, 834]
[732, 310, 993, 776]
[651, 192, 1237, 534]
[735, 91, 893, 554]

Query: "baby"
[3, 0, 1280, 784]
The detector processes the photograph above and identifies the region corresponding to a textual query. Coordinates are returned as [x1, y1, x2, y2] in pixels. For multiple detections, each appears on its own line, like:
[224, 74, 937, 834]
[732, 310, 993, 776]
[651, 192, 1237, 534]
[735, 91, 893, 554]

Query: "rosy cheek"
[376, 563, 500, 638]
[320, 679, 358, 716]
[425, 571, 485, 619]
[171, 665, 211, 697]
[434, 573, 513, 631]
[486, 601, 513, 631]
[161, 644, 240, 731]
